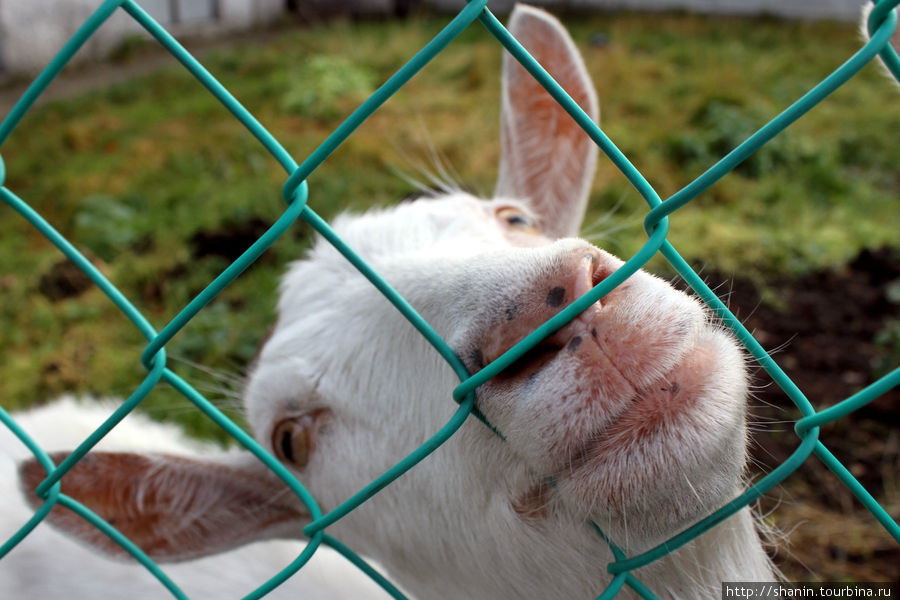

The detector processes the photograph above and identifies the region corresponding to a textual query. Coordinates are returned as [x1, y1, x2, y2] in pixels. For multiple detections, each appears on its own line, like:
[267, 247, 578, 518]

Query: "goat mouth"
[550, 332, 739, 478]
[488, 341, 567, 382]
[475, 311, 721, 467]
[478, 303, 619, 388]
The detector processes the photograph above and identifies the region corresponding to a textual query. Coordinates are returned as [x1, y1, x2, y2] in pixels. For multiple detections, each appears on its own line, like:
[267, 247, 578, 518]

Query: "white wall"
[0, 0, 283, 74]
[0, 0, 873, 75]
[425, 0, 870, 21]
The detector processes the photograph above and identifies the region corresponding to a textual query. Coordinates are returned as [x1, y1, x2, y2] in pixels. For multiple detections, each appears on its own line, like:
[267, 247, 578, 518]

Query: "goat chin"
[8, 5, 775, 599]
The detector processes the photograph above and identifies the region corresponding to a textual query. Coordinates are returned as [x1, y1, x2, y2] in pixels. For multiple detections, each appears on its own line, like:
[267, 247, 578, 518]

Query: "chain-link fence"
[1, 1, 898, 598]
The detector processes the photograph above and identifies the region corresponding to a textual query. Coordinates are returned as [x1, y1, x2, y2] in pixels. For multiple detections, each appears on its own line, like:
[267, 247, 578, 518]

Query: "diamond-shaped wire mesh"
[1, 1, 898, 599]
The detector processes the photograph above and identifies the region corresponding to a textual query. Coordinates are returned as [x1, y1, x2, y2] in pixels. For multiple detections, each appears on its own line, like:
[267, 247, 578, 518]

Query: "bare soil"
[702, 248, 900, 581]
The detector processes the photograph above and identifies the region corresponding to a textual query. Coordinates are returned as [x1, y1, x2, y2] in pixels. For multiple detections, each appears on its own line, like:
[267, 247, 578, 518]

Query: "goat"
[10, 5, 773, 599]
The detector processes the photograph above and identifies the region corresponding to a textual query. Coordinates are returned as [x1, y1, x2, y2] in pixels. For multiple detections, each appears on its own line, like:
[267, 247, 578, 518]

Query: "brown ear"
[20, 451, 308, 562]
[495, 4, 599, 239]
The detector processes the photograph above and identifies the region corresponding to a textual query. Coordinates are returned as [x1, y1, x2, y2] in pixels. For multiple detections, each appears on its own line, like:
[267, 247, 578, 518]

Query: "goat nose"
[576, 247, 609, 300]
[473, 246, 617, 375]
[547, 247, 610, 310]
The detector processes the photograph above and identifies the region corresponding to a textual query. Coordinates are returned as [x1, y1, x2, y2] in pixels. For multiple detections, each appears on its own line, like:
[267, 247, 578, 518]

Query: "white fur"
[247, 200, 773, 599]
[5, 5, 774, 599]
[246, 6, 773, 598]
[0, 397, 393, 599]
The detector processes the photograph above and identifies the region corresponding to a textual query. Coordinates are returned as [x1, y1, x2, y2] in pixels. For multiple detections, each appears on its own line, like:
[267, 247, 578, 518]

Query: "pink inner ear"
[20, 451, 309, 562]
[497, 6, 599, 240]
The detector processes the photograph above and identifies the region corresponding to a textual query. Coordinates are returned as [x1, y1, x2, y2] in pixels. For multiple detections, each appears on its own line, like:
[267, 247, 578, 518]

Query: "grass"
[0, 10, 897, 439]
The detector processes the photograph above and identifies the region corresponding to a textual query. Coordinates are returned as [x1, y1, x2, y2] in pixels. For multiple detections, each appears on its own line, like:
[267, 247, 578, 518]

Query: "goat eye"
[272, 417, 310, 468]
[496, 207, 540, 233]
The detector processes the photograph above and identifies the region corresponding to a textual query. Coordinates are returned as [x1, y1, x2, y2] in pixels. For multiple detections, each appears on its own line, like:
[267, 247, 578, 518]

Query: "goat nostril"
[591, 256, 611, 288]
[571, 249, 607, 300]
[546, 286, 566, 307]
[592, 266, 605, 288]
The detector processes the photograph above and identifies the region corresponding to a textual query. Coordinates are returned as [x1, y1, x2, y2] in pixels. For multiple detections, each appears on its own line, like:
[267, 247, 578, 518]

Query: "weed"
[281, 55, 377, 120]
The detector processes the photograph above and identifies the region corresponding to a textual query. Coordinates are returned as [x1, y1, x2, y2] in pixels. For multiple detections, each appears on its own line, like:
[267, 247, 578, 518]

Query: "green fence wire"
[1, 0, 898, 598]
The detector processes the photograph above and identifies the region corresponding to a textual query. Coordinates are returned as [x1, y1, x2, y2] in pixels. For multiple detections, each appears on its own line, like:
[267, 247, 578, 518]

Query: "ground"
[701, 248, 899, 581]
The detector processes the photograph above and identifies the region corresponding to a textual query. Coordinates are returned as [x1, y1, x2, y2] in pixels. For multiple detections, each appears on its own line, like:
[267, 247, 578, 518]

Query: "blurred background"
[0, 0, 896, 584]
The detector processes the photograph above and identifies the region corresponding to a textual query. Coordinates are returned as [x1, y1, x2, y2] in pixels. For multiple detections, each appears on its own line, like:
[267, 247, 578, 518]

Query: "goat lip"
[546, 332, 723, 481]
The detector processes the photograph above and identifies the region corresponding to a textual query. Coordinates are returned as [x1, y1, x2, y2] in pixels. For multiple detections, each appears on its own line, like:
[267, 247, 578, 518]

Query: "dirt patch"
[700, 247, 899, 581]
[39, 258, 95, 301]
[190, 217, 274, 262]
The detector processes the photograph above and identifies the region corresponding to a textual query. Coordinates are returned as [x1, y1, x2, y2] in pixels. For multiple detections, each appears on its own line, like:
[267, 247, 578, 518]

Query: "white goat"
[8, 5, 773, 599]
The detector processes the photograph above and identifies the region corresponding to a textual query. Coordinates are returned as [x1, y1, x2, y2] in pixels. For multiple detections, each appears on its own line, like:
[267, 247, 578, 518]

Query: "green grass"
[0, 11, 897, 438]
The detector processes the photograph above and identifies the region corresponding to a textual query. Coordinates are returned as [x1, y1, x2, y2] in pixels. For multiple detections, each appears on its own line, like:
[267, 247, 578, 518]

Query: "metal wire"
[1, 1, 898, 598]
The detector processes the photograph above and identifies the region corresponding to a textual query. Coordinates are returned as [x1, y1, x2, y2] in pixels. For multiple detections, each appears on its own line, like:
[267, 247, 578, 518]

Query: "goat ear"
[19, 451, 308, 562]
[495, 4, 599, 239]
